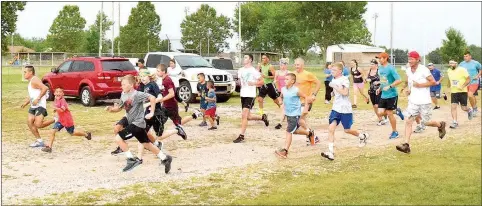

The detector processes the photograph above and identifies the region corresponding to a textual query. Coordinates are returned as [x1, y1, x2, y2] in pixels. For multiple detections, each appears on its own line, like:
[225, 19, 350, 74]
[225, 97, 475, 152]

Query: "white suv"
[143, 52, 236, 103]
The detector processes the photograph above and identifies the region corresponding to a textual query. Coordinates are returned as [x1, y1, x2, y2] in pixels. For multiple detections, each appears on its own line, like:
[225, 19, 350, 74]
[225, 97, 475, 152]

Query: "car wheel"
[217, 95, 231, 103]
[44, 82, 54, 101]
[177, 81, 195, 103]
[80, 86, 96, 106]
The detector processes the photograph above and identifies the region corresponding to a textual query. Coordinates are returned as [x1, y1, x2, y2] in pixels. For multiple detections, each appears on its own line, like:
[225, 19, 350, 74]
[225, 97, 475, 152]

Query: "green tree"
[1, 1, 27, 53]
[299, 2, 371, 57]
[439, 27, 467, 63]
[391, 48, 408, 64]
[46, 5, 86, 52]
[467, 44, 481, 62]
[83, 11, 114, 54]
[11, 33, 49, 52]
[427, 48, 443, 64]
[181, 4, 232, 55]
[118, 2, 162, 53]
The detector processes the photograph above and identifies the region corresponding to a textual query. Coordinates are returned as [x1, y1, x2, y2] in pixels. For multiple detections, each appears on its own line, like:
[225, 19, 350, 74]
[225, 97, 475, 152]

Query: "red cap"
[376, 52, 389, 59]
[408, 51, 420, 59]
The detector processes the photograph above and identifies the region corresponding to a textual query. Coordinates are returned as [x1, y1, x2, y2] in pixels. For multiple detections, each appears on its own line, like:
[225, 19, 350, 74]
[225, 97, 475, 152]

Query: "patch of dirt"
[2, 104, 480, 204]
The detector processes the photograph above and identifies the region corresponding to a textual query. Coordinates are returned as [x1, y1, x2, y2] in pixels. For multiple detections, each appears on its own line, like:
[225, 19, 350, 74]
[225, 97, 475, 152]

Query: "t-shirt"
[159, 75, 178, 109]
[197, 82, 208, 103]
[378, 63, 401, 99]
[430, 68, 443, 92]
[330, 76, 352, 114]
[293, 70, 318, 102]
[238, 66, 261, 97]
[119, 90, 152, 128]
[447, 66, 470, 93]
[55, 98, 74, 127]
[206, 90, 216, 109]
[459, 60, 481, 84]
[282, 86, 301, 117]
[139, 81, 162, 115]
[406, 64, 432, 105]
[324, 68, 333, 82]
[260, 63, 274, 84]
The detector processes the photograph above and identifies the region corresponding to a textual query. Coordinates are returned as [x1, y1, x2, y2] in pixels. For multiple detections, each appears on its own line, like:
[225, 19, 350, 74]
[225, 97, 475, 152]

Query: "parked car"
[142, 52, 236, 103]
[204, 57, 240, 93]
[42, 56, 138, 106]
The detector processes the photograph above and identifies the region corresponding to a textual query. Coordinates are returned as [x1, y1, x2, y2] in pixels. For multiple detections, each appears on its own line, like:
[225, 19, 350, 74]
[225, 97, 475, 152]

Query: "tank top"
[261, 63, 274, 84]
[351, 67, 364, 83]
[367, 68, 380, 94]
[28, 76, 47, 108]
[276, 70, 288, 92]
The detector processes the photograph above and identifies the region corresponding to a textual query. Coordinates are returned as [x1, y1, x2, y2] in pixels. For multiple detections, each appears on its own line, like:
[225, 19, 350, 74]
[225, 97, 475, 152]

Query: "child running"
[41, 87, 92, 153]
[105, 75, 172, 173]
[275, 73, 315, 158]
[321, 63, 369, 161]
[204, 80, 218, 130]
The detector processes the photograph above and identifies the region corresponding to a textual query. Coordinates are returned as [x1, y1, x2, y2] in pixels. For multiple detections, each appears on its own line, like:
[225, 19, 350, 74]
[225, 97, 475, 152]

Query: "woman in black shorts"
[366, 59, 387, 126]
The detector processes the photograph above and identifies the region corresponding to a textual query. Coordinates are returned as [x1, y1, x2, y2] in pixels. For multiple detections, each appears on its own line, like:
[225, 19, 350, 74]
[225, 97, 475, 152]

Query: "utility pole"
[118, 2, 120, 55]
[238, 2, 242, 66]
[389, 2, 394, 65]
[166, 34, 170, 52]
[99, 2, 103, 57]
[111, 1, 114, 57]
[184, 6, 189, 17]
[373, 13, 379, 46]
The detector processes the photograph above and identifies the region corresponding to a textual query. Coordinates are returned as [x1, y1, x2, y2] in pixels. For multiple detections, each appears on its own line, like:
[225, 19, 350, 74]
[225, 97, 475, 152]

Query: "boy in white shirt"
[321, 63, 369, 161]
[233, 54, 270, 143]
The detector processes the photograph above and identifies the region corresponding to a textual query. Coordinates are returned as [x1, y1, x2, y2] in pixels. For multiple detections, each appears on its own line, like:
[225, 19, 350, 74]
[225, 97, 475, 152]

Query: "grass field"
[2, 66, 481, 205]
[20, 135, 481, 205]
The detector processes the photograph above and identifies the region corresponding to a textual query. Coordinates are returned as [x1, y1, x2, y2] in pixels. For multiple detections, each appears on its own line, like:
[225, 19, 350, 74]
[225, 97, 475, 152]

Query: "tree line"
[2, 1, 480, 63]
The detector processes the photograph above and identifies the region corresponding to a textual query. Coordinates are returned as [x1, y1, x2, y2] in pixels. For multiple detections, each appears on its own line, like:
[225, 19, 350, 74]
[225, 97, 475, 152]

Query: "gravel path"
[2, 105, 480, 204]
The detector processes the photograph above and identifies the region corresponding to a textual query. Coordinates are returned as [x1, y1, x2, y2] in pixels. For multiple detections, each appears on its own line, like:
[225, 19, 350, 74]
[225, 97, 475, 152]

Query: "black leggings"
[324, 81, 333, 101]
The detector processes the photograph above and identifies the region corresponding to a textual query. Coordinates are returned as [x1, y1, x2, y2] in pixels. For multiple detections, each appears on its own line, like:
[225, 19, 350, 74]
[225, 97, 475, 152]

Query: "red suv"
[42, 57, 138, 106]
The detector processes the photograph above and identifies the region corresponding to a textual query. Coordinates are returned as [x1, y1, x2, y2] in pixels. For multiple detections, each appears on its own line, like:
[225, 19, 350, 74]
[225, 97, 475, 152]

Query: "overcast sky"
[15, 1, 482, 55]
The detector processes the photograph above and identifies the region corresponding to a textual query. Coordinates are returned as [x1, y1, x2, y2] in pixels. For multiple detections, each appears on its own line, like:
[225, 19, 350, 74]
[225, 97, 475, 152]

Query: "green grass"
[20, 135, 481, 205]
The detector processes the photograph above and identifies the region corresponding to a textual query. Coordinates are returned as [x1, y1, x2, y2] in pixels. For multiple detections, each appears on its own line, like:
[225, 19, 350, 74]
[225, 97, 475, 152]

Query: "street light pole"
[389, 2, 394, 65]
[111, 1, 114, 57]
[99, 2, 103, 57]
[238, 2, 242, 66]
[208, 28, 212, 57]
[373, 13, 378, 46]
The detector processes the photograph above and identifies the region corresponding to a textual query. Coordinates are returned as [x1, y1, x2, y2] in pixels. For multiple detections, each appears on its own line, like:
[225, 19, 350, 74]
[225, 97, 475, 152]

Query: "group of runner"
[21, 50, 480, 172]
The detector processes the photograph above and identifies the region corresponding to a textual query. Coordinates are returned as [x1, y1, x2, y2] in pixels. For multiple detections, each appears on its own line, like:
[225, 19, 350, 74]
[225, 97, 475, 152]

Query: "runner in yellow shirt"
[446, 60, 473, 129]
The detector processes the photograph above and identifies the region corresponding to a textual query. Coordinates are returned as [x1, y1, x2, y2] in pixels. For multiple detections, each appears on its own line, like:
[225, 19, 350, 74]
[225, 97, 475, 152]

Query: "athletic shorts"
[369, 92, 381, 105]
[241, 97, 255, 109]
[118, 124, 150, 143]
[258, 83, 280, 100]
[286, 116, 300, 134]
[451, 92, 468, 106]
[405, 103, 432, 123]
[328, 110, 353, 129]
[53, 122, 75, 134]
[301, 103, 313, 112]
[379, 96, 398, 111]
[164, 106, 181, 126]
[430, 90, 441, 99]
[353, 82, 364, 89]
[205, 107, 216, 118]
[468, 83, 479, 93]
[145, 113, 167, 136]
[28, 107, 48, 117]
[200, 100, 208, 110]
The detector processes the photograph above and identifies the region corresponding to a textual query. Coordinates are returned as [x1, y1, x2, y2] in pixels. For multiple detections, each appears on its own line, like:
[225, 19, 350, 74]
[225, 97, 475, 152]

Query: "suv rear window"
[211, 59, 234, 70]
[101, 60, 135, 71]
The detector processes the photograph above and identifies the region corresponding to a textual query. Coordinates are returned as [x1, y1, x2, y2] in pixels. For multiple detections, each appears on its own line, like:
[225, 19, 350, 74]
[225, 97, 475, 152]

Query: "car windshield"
[101, 60, 135, 71]
[174, 55, 213, 69]
[211, 59, 234, 70]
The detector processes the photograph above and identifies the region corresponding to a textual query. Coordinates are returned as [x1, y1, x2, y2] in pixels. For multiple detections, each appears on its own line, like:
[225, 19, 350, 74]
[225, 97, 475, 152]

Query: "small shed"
[326, 44, 385, 66]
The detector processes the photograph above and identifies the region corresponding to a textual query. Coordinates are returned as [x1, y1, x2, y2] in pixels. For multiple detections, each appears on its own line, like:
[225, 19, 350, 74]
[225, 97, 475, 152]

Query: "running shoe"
[396, 143, 411, 153]
[413, 125, 424, 133]
[438, 121, 446, 139]
[468, 109, 474, 120]
[321, 151, 334, 161]
[111, 147, 123, 155]
[161, 155, 173, 174]
[275, 148, 288, 158]
[389, 131, 399, 139]
[176, 125, 187, 140]
[41, 146, 52, 153]
[208, 126, 217, 130]
[216, 115, 220, 125]
[123, 157, 142, 172]
[233, 134, 245, 143]
[262, 114, 269, 127]
[85, 132, 92, 140]
[449, 122, 458, 129]
[359, 133, 369, 147]
[274, 123, 282, 130]
[29, 140, 45, 148]
[198, 121, 208, 127]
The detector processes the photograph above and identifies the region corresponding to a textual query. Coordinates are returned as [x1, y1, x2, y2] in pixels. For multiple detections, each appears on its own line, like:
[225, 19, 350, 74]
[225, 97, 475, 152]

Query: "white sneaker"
[358, 133, 369, 147]
[321, 151, 334, 161]
[413, 124, 424, 133]
[194, 109, 203, 118]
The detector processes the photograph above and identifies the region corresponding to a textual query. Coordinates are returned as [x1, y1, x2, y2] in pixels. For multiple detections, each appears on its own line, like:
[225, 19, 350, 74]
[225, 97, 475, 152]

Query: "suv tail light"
[97, 72, 112, 80]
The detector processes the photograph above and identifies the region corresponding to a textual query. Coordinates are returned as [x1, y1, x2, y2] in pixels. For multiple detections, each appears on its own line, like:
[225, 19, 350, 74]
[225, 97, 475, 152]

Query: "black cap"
[138, 58, 145, 64]
[370, 59, 378, 65]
